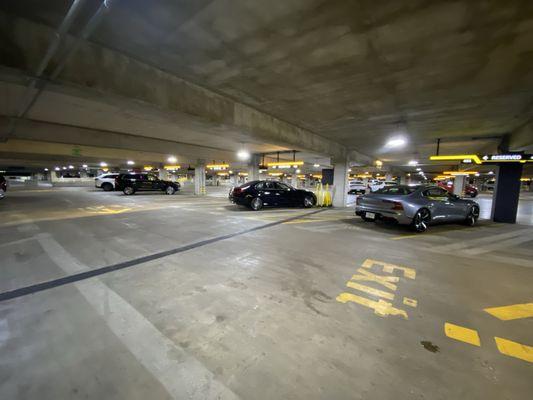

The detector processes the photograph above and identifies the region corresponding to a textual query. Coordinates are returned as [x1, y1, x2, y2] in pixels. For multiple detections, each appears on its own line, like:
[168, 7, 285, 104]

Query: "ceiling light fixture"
[385, 137, 407, 148]
[100, 162, 107, 167]
[237, 149, 251, 161]
[82, 164, 88, 168]
[408, 160, 418, 166]
[167, 156, 177, 163]
[313, 163, 320, 168]
[127, 160, 135, 165]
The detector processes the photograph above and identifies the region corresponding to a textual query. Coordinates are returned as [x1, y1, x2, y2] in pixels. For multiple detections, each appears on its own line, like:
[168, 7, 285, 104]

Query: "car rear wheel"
[303, 195, 315, 208]
[123, 186, 135, 195]
[250, 197, 263, 211]
[165, 186, 176, 195]
[464, 205, 479, 226]
[102, 182, 113, 191]
[412, 208, 431, 233]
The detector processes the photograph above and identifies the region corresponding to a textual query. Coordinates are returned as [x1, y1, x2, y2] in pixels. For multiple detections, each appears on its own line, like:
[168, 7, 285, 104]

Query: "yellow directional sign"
[484, 302, 533, 321]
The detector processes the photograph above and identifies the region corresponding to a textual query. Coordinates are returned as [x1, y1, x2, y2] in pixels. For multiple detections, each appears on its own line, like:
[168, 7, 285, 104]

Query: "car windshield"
[374, 186, 417, 195]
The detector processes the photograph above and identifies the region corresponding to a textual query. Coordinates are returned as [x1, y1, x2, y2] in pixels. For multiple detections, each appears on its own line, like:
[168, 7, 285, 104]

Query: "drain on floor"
[421, 341, 440, 353]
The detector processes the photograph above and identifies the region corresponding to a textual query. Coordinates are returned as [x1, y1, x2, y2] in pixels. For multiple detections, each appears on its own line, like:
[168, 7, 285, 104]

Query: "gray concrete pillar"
[399, 173, 407, 185]
[159, 168, 169, 180]
[385, 172, 393, 181]
[291, 173, 298, 188]
[194, 162, 206, 195]
[333, 160, 348, 207]
[453, 175, 465, 197]
[248, 154, 260, 181]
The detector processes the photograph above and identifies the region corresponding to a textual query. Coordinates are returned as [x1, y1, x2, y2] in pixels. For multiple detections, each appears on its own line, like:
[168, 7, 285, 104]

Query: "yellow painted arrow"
[484, 302, 533, 321]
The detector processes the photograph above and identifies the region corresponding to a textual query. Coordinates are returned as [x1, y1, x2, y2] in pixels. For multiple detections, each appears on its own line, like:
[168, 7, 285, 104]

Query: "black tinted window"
[423, 187, 448, 197]
[254, 182, 264, 190]
[275, 182, 291, 190]
[375, 186, 416, 195]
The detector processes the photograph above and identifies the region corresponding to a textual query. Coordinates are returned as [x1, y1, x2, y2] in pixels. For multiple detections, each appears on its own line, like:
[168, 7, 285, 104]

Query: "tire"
[165, 186, 176, 195]
[123, 186, 135, 195]
[412, 208, 431, 233]
[250, 197, 263, 211]
[303, 195, 315, 208]
[469, 192, 477, 198]
[102, 182, 113, 192]
[464, 205, 479, 226]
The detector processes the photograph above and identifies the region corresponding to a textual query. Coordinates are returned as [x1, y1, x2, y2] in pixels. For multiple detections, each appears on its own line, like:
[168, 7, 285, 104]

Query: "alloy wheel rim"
[252, 199, 260, 209]
[415, 211, 429, 231]
[304, 197, 313, 207]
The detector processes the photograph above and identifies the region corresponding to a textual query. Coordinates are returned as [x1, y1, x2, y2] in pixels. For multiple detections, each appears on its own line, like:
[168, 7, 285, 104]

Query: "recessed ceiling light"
[408, 160, 418, 166]
[236, 150, 250, 161]
[127, 160, 135, 165]
[313, 163, 320, 168]
[167, 156, 177, 163]
[82, 164, 88, 168]
[385, 137, 407, 148]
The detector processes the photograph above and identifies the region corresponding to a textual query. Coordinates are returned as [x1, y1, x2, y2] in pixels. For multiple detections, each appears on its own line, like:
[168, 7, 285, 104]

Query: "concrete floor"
[0, 187, 532, 399]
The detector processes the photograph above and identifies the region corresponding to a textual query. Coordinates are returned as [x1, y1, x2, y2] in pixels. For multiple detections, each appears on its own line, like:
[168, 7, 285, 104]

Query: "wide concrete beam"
[1, 12, 346, 159]
[0, 139, 191, 166]
[509, 118, 533, 151]
[0, 116, 234, 163]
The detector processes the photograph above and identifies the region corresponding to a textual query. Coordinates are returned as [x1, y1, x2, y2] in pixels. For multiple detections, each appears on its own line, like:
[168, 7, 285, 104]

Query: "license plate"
[365, 212, 375, 219]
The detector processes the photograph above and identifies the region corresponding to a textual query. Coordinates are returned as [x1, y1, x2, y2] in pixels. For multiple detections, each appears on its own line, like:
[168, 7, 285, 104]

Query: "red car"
[437, 181, 478, 198]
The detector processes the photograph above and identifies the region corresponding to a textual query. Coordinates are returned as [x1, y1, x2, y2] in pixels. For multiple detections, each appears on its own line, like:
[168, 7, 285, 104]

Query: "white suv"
[368, 180, 398, 192]
[95, 173, 119, 191]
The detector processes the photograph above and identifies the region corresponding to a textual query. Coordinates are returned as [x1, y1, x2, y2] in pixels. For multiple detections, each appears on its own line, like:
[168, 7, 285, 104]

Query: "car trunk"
[358, 194, 405, 212]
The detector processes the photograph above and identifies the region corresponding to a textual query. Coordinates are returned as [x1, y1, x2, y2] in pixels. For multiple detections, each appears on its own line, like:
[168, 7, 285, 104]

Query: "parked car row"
[228, 180, 481, 233]
[94, 172, 181, 195]
[347, 179, 398, 195]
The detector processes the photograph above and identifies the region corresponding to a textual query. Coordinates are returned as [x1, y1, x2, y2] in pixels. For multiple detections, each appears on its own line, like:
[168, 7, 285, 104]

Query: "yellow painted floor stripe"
[494, 337, 533, 363]
[346, 281, 394, 300]
[444, 323, 481, 346]
[484, 302, 533, 321]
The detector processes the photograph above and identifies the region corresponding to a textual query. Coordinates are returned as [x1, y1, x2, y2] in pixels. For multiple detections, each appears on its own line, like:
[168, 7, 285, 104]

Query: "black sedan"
[229, 180, 316, 210]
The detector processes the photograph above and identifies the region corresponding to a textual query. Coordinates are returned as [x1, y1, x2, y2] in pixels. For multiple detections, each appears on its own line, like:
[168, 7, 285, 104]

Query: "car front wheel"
[303, 195, 315, 208]
[123, 186, 135, 195]
[102, 182, 113, 191]
[250, 197, 263, 211]
[165, 186, 176, 195]
[412, 208, 431, 233]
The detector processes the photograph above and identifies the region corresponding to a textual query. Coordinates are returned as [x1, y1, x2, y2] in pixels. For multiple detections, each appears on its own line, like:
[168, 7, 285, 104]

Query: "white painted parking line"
[37, 236, 239, 400]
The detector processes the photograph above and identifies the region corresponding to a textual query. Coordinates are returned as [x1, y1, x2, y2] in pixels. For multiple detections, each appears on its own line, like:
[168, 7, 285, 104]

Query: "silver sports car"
[355, 185, 480, 232]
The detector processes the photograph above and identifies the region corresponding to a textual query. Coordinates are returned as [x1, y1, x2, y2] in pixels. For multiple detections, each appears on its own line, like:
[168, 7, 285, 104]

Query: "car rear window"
[374, 186, 416, 195]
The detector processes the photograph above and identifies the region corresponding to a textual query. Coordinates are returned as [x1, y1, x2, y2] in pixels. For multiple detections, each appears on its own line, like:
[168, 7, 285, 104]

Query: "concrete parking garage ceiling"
[1, 0, 533, 167]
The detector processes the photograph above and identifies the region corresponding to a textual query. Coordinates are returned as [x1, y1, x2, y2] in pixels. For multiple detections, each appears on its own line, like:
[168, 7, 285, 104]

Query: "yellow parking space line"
[494, 337, 533, 363]
[444, 323, 481, 346]
[346, 281, 394, 300]
[484, 303, 533, 321]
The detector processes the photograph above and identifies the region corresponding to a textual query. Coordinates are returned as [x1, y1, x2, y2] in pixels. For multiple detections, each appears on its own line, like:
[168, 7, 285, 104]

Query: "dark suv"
[115, 173, 180, 195]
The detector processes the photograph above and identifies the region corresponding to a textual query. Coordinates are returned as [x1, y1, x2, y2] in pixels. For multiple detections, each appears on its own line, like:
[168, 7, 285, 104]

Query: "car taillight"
[383, 199, 404, 210]
[233, 187, 242, 195]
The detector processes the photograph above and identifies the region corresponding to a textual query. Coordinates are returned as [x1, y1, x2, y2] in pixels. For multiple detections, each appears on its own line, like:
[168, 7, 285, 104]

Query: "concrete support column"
[399, 173, 407, 185]
[159, 168, 169, 181]
[50, 171, 60, 183]
[453, 175, 466, 197]
[248, 154, 260, 181]
[332, 160, 348, 207]
[194, 161, 206, 196]
[385, 172, 393, 181]
[291, 173, 298, 188]
[491, 163, 523, 223]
